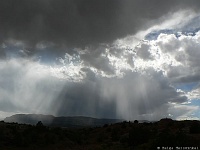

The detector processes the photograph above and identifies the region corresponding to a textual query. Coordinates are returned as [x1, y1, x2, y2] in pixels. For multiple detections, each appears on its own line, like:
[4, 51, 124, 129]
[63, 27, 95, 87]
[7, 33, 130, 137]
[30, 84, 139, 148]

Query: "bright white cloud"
[186, 87, 200, 100]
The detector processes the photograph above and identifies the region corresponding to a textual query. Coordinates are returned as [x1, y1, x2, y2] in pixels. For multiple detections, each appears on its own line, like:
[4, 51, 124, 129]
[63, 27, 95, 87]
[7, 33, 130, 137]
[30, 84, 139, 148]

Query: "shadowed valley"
[0, 114, 200, 149]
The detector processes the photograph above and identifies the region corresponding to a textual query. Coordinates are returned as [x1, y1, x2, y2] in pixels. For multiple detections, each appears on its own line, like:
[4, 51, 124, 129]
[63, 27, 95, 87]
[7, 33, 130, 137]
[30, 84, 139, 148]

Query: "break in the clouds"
[0, 0, 200, 121]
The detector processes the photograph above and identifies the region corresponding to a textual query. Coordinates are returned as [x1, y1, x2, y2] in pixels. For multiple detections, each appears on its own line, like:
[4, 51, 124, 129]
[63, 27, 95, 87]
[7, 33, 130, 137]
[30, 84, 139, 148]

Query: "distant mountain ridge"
[4, 114, 123, 128]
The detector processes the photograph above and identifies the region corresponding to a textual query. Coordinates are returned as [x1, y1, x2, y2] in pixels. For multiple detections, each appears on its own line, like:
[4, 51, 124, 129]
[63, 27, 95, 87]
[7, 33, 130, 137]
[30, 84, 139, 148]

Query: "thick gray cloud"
[136, 43, 153, 60]
[173, 74, 200, 84]
[52, 81, 117, 119]
[0, 0, 200, 51]
[80, 45, 115, 74]
[47, 69, 188, 120]
[0, 48, 6, 59]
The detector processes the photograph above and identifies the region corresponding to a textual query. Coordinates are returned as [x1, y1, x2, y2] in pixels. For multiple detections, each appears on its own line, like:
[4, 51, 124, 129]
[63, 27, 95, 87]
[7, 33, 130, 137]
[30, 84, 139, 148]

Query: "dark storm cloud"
[52, 81, 117, 119]
[0, 0, 200, 51]
[51, 70, 188, 120]
[0, 48, 6, 59]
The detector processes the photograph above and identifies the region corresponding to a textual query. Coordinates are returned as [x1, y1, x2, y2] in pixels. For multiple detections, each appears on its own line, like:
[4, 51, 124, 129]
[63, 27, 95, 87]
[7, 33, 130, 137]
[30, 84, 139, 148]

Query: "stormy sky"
[0, 0, 200, 120]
